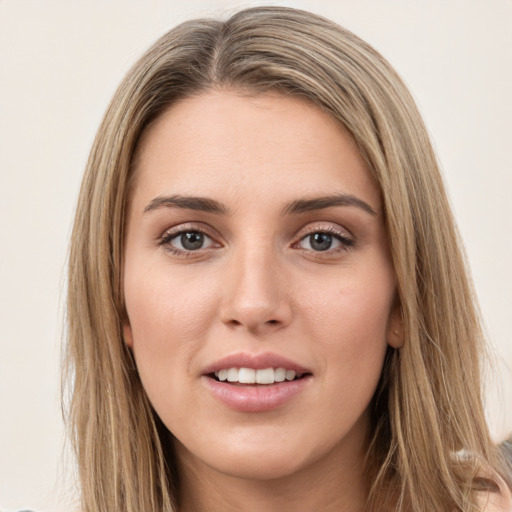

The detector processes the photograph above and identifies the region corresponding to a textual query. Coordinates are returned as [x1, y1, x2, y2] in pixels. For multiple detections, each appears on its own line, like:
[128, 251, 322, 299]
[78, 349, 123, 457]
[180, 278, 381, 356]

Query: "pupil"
[181, 232, 204, 250]
[310, 233, 332, 251]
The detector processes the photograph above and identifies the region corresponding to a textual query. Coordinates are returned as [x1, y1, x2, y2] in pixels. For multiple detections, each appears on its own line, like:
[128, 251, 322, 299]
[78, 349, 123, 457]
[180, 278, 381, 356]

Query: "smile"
[213, 367, 302, 384]
[202, 353, 312, 412]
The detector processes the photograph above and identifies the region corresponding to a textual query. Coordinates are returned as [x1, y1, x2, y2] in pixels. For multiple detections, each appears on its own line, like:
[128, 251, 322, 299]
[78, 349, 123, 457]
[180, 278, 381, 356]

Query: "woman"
[65, 6, 512, 511]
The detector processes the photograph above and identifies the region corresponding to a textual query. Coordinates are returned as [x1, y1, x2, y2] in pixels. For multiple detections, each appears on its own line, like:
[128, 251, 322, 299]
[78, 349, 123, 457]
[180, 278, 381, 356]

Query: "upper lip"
[202, 352, 312, 375]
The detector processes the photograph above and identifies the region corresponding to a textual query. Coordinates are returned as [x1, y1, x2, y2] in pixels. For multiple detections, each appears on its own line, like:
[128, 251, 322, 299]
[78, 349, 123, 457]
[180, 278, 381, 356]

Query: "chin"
[211, 449, 310, 481]
[174, 426, 336, 483]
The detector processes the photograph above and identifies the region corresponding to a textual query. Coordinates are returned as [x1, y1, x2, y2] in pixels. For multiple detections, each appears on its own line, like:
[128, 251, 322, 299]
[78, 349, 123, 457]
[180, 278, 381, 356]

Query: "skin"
[123, 90, 403, 512]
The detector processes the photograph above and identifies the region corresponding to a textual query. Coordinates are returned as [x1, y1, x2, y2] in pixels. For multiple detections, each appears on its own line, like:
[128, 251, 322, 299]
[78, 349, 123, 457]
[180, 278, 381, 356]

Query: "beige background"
[1, 1, 511, 510]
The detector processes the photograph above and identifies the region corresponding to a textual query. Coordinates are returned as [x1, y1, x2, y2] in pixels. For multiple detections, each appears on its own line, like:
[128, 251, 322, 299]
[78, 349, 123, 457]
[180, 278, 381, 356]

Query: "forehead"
[131, 89, 381, 212]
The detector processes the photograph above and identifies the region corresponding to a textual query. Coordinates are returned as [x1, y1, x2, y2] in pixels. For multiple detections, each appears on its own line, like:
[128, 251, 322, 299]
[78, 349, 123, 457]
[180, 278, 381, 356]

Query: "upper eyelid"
[160, 222, 218, 239]
[294, 222, 354, 240]
[299, 225, 351, 235]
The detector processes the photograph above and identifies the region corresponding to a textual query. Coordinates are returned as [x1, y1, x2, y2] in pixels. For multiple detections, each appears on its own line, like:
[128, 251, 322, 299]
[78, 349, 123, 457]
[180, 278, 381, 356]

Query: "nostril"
[226, 318, 280, 328]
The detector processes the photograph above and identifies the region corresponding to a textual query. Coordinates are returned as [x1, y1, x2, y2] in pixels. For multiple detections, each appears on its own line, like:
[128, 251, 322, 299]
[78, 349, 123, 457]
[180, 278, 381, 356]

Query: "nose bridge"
[220, 236, 291, 332]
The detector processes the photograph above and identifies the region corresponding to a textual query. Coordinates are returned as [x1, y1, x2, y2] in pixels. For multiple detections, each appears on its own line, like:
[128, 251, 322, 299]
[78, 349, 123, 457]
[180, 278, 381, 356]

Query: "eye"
[161, 229, 216, 252]
[297, 230, 353, 252]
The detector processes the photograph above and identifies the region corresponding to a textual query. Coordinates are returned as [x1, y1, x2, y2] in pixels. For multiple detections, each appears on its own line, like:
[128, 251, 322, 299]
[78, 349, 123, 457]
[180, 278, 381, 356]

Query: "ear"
[123, 321, 134, 348]
[387, 295, 404, 349]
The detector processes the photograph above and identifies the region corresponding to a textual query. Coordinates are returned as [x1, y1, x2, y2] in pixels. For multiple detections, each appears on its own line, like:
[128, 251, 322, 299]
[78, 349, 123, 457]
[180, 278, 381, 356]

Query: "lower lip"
[203, 376, 311, 413]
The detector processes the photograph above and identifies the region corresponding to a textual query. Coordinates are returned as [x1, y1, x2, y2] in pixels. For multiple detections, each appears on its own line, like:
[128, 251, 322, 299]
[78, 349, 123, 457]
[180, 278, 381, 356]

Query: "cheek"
[303, 271, 394, 401]
[303, 268, 394, 343]
[123, 263, 220, 406]
[125, 259, 220, 346]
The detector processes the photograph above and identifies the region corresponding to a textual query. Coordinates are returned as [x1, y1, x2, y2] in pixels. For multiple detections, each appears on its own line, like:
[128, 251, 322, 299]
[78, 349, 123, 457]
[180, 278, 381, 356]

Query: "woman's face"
[123, 90, 401, 482]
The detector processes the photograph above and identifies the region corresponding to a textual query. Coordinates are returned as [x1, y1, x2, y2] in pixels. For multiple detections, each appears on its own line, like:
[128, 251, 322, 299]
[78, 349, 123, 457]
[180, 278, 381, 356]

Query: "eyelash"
[295, 225, 354, 253]
[158, 225, 218, 257]
[158, 224, 354, 257]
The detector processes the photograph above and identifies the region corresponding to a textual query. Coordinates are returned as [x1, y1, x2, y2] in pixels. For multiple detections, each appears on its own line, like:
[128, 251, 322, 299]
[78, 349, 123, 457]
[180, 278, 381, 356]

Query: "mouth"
[208, 367, 309, 385]
[202, 353, 312, 412]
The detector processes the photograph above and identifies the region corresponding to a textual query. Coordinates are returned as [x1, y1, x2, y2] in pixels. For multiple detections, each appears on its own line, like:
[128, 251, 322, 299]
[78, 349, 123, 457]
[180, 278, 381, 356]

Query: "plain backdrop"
[0, 1, 511, 510]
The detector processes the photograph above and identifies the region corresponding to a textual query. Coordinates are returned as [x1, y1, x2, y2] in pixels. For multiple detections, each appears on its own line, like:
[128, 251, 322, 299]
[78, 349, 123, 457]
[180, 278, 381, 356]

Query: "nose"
[219, 244, 292, 334]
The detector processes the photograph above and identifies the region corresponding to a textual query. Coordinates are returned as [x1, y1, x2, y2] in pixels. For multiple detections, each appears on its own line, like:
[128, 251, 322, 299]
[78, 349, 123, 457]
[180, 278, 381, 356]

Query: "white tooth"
[218, 369, 228, 381]
[214, 371, 219, 378]
[256, 368, 275, 384]
[227, 368, 239, 382]
[238, 367, 256, 384]
[274, 368, 286, 382]
[285, 370, 296, 381]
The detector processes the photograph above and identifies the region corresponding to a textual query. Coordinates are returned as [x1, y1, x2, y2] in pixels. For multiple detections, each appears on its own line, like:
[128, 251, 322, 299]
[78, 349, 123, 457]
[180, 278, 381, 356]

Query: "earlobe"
[387, 297, 404, 349]
[388, 327, 404, 349]
[123, 322, 134, 348]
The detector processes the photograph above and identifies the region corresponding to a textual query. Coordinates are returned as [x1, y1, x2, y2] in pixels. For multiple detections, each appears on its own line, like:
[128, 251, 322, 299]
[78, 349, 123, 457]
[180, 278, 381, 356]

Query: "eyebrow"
[143, 193, 377, 217]
[281, 194, 377, 216]
[144, 195, 230, 215]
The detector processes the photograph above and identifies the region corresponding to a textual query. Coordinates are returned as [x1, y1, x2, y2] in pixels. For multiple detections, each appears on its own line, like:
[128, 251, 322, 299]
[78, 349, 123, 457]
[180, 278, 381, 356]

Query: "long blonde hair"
[65, 6, 504, 511]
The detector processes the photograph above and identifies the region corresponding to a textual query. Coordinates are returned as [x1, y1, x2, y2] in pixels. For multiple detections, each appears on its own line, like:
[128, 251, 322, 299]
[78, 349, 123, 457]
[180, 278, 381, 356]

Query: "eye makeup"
[156, 220, 355, 260]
